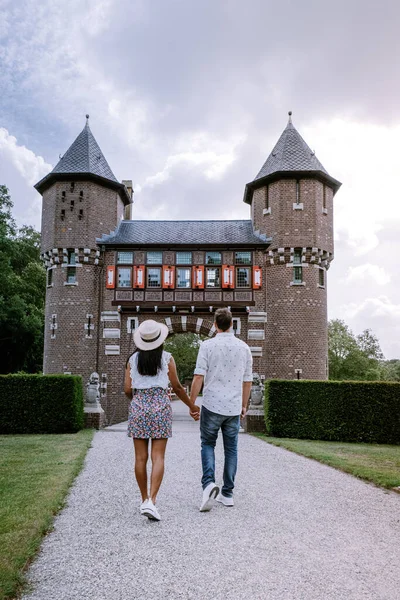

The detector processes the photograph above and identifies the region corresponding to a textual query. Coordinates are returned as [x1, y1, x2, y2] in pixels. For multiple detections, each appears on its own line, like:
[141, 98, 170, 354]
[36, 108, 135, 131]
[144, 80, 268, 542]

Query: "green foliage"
[0, 185, 45, 373]
[0, 374, 84, 434]
[164, 333, 203, 382]
[380, 359, 400, 382]
[328, 319, 385, 381]
[264, 379, 400, 444]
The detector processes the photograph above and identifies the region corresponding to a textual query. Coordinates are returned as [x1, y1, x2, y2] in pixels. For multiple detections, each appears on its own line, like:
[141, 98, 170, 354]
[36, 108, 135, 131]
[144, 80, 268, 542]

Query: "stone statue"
[86, 372, 100, 405]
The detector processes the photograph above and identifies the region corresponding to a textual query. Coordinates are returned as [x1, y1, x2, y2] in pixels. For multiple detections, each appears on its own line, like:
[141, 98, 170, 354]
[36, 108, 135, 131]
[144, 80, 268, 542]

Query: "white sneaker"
[217, 493, 234, 507]
[142, 498, 161, 521]
[199, 482, 219, 512]
[140, 499, 150, 515]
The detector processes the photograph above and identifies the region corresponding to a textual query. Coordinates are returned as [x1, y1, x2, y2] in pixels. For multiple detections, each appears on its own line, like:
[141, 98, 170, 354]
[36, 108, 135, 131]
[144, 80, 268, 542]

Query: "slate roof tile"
[97, 220, 269, 246]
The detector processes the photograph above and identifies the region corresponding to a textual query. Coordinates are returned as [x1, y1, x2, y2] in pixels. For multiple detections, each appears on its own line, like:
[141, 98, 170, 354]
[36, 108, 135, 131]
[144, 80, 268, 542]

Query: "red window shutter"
[222, 265, 234, 289]
[106, 266, 115, 289]
[253, 266, 262, 289]
[134, 265, 145, 289]
[162, 266, 175, 289]
[192, 266, 205, 289]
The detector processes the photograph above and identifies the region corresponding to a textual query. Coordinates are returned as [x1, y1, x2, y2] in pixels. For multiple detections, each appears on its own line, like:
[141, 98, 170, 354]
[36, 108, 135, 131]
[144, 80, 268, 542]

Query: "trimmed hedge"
[0, 374, 84, 434]
[265, 380, 400, 444]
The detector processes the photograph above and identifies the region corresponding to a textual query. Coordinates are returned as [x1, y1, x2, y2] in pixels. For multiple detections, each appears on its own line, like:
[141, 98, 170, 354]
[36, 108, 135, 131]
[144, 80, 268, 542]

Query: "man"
[190, 307, 253, 512]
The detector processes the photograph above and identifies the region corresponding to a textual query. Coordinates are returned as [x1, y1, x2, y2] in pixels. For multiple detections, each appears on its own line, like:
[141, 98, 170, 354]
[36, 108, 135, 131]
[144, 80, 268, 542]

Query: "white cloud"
[344, 264, 391, 286]
[0, 128, 52, 186]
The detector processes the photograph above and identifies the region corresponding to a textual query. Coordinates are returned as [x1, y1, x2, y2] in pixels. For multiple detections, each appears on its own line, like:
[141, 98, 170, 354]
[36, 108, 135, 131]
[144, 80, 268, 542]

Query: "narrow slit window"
[60, 209, 65, 221]
[67, 267, 76, 284]
[78, 209, 83, 220]
[323, 185, 327, 210]
[79, 191, 84, 201]
[293, 266, 303, 284]
[296, 180, 300, 204]
[67, 249, 76, 265]
[47, 268, 53, 286]
[319, 268, 325, 287]
[293, 248, 302, 265]
[265, 185, 269, 210]
[61, 191, 66, 201]
[70, 199, 74, 211]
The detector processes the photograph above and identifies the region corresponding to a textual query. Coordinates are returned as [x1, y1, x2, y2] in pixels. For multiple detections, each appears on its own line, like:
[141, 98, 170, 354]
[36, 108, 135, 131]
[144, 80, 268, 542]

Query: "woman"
[124, 319, 199, 522]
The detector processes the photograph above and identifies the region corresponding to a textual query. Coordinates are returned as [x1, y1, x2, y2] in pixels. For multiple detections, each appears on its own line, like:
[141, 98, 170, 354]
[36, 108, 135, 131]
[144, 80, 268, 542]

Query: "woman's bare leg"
[150, 438, 168, 503]
[133, 439, 149, 502]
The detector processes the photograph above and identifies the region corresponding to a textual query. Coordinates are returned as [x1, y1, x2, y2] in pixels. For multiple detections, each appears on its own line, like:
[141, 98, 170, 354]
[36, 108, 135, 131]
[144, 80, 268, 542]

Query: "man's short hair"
[215, 307, 233, 332]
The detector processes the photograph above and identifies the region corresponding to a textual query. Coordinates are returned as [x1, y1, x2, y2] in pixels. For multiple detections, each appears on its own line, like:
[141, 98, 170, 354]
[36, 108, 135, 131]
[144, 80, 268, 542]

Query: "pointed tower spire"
[243, 114, 341, 204]
[35, 116, 131, 204]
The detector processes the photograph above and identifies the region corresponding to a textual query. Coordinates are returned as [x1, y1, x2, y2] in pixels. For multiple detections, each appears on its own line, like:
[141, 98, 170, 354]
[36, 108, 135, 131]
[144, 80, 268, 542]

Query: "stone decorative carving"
[116, 290, 133, 301]
[86, 372, 100, 405]
[134, 291, 144, 301]
[235, 291, 252, 301]
[223, 291, 234, 301]
[193, 251, 204, 265]
[163, 251, 175, 265]
[175, 291, 192, 301]
[205, 291, 222, 301]
[193, 291, 204, 301]
[145, 291, 162, 301]
[164, 291, 174, 301]
[223, 252, 234, 265]
[134, 251, 145, 265]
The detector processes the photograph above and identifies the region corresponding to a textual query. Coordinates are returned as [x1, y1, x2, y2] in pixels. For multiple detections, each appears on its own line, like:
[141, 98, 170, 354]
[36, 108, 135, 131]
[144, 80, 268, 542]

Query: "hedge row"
[0, 374, 84, 434]
[265, 380, 400, 444]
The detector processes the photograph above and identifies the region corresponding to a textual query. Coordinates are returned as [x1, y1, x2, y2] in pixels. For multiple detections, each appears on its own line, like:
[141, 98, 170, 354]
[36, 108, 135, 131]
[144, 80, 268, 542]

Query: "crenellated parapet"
[266, 246, 333, 269]
[40, 247, 103, 268]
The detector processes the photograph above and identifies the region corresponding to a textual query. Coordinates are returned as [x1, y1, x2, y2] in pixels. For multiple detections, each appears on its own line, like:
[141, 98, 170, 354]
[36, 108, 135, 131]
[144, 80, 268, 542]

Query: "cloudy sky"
[1, 0, 399, 358]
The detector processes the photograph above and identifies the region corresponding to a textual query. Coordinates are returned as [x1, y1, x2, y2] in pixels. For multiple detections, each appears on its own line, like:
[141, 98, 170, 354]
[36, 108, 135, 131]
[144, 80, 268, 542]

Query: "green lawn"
[256, 435, 400, 490]
[0, 430, 94, 600]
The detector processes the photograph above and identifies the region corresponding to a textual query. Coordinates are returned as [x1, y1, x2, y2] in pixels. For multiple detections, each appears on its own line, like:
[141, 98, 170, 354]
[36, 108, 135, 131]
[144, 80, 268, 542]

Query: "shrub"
[0, 374, 84, 434]
[265, 380, 400, 444]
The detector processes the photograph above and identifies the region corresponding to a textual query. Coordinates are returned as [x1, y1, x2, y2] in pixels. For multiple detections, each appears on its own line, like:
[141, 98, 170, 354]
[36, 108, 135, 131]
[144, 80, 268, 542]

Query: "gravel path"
[22, 402, 400, 600]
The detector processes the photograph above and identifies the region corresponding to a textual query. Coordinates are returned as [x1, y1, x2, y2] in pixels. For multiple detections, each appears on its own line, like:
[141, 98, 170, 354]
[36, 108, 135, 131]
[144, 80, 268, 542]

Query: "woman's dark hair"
[127, 344, 164, 377]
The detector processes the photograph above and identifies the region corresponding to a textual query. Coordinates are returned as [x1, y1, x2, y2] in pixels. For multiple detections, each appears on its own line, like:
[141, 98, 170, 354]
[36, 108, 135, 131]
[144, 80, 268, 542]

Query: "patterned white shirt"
[194, 332, 253, 416]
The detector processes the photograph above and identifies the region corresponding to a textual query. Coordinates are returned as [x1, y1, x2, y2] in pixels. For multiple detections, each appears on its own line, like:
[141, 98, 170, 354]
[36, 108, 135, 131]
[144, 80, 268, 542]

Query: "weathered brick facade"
[36, 116, 341, 424]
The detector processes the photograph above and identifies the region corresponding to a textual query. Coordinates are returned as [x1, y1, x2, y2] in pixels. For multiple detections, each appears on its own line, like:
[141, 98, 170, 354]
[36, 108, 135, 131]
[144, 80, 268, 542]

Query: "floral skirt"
[127, 387, 172, 439]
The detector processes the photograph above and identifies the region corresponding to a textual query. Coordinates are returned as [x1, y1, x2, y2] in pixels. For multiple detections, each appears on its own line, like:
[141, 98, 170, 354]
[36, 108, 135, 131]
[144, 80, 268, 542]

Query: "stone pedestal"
[84, 403, 105, 429]
[243, 407, 266, 433]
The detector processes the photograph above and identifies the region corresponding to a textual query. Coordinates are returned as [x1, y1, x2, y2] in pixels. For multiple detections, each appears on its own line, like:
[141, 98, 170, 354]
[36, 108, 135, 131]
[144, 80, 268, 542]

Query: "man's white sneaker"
[140, 499, 149, 515]
[216, 493, 234, 507]
[199, 482, 219, 512]
[141, 498, 161, 521]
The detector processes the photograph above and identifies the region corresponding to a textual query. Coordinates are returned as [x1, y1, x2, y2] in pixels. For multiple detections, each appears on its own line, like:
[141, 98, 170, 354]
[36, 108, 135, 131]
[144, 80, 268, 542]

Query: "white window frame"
[127, 317, 139, 333]
[232, 318, 241, 335]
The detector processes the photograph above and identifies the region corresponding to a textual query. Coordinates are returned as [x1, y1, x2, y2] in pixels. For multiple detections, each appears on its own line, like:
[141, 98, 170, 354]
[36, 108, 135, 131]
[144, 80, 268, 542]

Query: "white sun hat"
[133, 319, 169, 351]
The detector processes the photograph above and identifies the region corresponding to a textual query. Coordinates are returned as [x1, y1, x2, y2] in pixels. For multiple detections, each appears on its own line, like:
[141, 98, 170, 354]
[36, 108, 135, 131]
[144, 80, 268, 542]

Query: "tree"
[0, 185, 45, 373]
[328, 319, 386, 381]
[164, 333, 203, 382]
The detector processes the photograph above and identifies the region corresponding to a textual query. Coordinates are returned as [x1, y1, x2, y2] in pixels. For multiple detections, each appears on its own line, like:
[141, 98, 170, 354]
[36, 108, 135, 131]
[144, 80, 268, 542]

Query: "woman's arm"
[124, 364, 133, 399]
[168, 357, 200, 417]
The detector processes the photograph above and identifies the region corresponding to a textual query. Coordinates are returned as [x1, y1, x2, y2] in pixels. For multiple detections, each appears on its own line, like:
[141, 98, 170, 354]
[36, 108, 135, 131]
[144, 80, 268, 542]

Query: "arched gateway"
[36, 114, 341, 425]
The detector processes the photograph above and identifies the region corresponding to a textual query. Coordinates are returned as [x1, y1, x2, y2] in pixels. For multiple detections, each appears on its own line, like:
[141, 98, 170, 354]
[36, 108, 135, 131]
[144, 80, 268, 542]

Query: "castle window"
[232, 318, 241, 335]
[296, 180, 300, 204]
[323, 185, 326, 209]
[47, 268, 53, 286]
[293, 266, 303, 284]
[78, 209, 83, 220]
[206, 251, 221, 265]
[147, 267, 161, 287]
[265, 185, 269, 210]
[79, 191, 84, 200]
[66, 267, 76, 284]
[318, 268, 325, 287]
[206, 268, 220, 288]
[293, 248, 302, 265]
[176, 252, 192, 265]
[236, 267, 251, 288]
[70, 182, 75, 192]
[117, 251, 133, 264]
[70, 199, 74, 211]
[147, 251, 162, 265]
[61, 191, 66, 201]
[60, 209, 65, 221]
[235, 251, 252, 265]
[177, 268, 191, 288]
[117, 267, 132, 287]
[67, 249, 76, 265]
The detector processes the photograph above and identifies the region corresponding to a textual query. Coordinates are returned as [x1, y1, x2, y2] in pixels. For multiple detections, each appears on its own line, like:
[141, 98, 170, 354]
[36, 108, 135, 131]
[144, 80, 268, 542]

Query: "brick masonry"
[39, 131, 337, 425]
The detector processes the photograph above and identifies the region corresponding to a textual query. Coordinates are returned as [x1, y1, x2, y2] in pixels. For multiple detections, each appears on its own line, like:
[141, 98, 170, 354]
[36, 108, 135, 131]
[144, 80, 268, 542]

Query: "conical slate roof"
[35, 117, 131, 204]
[243, 114, 341, 204]
[254, 115, 328, 180]
[50, 118, 118, 182]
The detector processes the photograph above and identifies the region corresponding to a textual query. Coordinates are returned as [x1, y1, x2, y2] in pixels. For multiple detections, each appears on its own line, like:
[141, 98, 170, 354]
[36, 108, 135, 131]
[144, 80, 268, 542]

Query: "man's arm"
[190, 374, 204, 405]
[241, 381, 252, 418]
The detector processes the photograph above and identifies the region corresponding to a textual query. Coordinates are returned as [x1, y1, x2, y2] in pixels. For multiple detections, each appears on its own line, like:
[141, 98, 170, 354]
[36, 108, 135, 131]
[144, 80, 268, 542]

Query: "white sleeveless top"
[129, 350, 172, 390]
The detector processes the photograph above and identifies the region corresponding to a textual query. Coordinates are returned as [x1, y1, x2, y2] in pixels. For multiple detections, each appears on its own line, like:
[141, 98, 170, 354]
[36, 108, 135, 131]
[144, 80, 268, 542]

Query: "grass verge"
[0, 430, 94, 600]
[255, 435, 400, 490]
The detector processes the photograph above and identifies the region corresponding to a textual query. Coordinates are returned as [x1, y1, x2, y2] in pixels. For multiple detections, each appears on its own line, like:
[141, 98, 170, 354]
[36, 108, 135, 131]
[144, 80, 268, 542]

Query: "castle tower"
[244, 113, 341, 380]
[35, 116, 131, 383]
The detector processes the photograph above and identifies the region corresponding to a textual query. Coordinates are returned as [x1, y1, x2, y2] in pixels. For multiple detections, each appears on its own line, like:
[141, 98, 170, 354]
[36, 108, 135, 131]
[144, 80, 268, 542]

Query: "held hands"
[189, 403, 200, 421]
[241, 406, 247, 419]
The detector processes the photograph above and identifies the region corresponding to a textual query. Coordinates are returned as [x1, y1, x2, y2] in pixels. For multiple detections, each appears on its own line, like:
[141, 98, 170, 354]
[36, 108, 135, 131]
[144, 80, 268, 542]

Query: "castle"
[36, 113, 341, 425]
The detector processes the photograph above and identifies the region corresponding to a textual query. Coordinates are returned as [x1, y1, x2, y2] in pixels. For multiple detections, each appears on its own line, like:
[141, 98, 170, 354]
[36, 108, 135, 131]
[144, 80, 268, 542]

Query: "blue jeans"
[200, 406, 240, 498]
